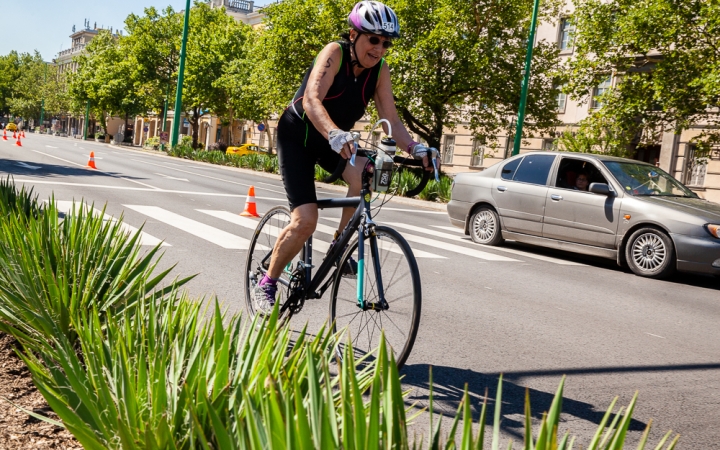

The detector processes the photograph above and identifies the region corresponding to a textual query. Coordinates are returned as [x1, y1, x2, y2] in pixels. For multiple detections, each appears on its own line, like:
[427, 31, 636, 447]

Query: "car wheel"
[625, 227, 676, 279]
[469, 207, 504, 246]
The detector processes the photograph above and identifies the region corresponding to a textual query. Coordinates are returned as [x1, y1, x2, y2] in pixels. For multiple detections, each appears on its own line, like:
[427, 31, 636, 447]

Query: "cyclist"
[253, 0, 438, 314]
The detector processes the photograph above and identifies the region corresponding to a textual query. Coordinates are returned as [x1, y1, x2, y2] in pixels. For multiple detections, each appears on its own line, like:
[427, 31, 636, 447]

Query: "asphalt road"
[2, 132, 719, 448]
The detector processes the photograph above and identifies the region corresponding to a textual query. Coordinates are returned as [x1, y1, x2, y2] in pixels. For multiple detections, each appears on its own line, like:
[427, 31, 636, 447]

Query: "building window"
[559, 18, 575, 51]
[556, 85, 567, 112]
[272, 127, 278, 150]
[442, 135, 455, 165]
[590, 76, 612, 110]
[685, 145, 707, 187]
[471, 138, 484, 166]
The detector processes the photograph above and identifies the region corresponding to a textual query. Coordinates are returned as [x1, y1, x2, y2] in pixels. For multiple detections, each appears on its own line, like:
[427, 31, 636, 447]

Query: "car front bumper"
[672, 233, 720, 275]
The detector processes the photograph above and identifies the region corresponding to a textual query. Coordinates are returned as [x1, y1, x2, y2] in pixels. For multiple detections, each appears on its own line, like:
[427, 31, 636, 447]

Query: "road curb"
[101, 143, 448, 213]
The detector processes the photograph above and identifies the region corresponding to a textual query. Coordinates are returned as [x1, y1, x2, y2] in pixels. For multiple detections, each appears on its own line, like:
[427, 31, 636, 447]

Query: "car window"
[501, 158, 522, 180]
[512, 154, 555, 185]
[555, 157, 608, 192]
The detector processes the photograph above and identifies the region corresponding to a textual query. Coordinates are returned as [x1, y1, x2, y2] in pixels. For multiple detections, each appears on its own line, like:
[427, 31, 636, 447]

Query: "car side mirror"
[589, 182, 613, 196]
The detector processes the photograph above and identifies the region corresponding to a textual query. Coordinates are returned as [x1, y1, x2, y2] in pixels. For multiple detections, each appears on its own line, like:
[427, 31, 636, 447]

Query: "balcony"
[57, 45, 86, 58]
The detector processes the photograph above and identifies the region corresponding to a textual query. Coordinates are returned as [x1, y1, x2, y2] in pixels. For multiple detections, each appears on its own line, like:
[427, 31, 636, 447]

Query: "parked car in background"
[5, 122, 18, 132]
[448, 151, 720, 278]
[226, 144, 270, 156]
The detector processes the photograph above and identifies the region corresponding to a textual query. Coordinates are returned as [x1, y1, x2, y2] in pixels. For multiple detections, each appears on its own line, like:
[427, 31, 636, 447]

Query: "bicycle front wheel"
[329, 225, 421, 369]
[244, 205, 294, 321]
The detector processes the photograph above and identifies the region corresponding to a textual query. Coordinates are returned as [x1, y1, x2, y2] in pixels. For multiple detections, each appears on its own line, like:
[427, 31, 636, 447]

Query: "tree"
[69, 30, 146, 133]
[4, 52, 46, 121]
[0, 52, 23, 116]
[182, 2, 250, 148]
[565, 0, 720, 156]
[122, 6, 184, 120]
[243, 0, 563, 149]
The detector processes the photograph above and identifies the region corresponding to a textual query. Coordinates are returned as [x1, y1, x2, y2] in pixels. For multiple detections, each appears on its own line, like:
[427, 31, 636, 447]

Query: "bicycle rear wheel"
[329, 225, 421, 369]
[244, 205, 295, 321]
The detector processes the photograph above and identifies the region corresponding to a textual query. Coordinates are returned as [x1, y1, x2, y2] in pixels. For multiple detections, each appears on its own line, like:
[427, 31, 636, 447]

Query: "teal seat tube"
[356, 227, 364, 308]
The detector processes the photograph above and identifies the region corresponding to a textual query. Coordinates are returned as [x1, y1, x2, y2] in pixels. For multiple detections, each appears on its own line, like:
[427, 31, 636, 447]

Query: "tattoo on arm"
[315, 57, 333, 86]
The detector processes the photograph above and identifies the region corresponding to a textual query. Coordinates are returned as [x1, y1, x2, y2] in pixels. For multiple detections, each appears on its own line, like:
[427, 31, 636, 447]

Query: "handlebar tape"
[323, 158, 348, 184]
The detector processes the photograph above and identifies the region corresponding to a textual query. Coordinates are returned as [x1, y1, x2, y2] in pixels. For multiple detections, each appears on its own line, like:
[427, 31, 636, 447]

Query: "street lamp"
[39, 62, 48, 131]
[511, 0, 541, 156]
[170, 0, 192, 148]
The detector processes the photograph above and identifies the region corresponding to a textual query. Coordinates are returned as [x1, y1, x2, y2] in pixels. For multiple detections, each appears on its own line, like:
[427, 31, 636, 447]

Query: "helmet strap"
[350, 33, 366, 69]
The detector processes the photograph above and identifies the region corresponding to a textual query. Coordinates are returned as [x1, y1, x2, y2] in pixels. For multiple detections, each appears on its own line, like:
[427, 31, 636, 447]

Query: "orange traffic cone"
[2, 130, 6, 141]
[21, 130, 25, 138]
[15, 135, 22, 147]
[86, 151, 97, 169]
[12, 131, 17, 139]
[240, 186, 260, 217]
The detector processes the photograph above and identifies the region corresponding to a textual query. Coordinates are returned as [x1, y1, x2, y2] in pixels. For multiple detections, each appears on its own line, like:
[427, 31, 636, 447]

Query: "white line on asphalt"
[386, 221, 584, 266]
[311, 220, 444, 259]
[645, 333, 666, 339]
[154, 172, 190, 182]
[130, 158, 288, 195]
[45, 145, 58, 149]
[198, 209, 331, 253]
[30, 150, 161, 190]
[322, 217, 513, 261]
[380, 207, 447, 214]
[432, 225, 463, 233]
[16, 162, 40, 170]
[124, 205, 252, 250]
[53, 201, 168, 247]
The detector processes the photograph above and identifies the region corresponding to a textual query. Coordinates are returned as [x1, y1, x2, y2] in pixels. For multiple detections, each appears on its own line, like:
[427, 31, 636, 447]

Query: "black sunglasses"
[366, 35, 393, 49]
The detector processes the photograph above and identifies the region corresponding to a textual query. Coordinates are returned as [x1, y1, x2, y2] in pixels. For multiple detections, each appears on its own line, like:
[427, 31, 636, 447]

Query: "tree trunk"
[228, 107, 234, 145]
[263, 119, 273, 153]
[191, 107, 200, 149]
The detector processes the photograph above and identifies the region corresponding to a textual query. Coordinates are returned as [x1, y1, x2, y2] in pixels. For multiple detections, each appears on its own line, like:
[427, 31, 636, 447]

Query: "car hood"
[638, 196, 720, 222]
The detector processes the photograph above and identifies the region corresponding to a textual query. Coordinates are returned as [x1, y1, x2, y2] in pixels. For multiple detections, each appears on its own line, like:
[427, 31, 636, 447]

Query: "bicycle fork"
[356, 223, 389, 311]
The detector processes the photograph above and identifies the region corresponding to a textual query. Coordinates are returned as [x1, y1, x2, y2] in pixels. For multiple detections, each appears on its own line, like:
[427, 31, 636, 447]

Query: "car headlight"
[705, 224, 720, 239]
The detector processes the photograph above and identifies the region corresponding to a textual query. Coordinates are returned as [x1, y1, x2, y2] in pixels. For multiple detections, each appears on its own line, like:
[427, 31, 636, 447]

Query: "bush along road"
[0, 177, 680, 449]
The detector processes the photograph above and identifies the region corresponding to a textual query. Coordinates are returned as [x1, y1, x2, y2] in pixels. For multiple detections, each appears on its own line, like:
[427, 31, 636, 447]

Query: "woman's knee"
[290, 204, 318, 238]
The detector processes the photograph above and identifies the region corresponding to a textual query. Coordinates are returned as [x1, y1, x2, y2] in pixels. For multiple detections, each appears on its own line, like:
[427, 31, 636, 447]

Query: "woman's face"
[350, 30, 390, 68]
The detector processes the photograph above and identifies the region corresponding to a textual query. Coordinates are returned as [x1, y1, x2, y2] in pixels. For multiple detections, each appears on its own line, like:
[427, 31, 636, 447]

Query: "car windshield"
[603, 161, 697, 198]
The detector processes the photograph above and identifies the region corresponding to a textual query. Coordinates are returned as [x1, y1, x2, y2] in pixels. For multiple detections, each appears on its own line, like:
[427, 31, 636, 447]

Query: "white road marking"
[312, 221, 444, 259]
[9, 178, 253, 198]
[124, 205, 252, 250]
[16, 162, 40, 170]
[155, 172, 190, 182]
[53, 201, 168, 247]
[380, 207, 447, 214]
[322, 217, 506, 260]
[30, 150, 160, 190]
[645, 333, 665, 339]
[130, 158, 287, 195]
[432, 225, 463, 233]
[198, 210, 330, 253]
[45, 145, 58, 149]
[387, 222, 584, 266]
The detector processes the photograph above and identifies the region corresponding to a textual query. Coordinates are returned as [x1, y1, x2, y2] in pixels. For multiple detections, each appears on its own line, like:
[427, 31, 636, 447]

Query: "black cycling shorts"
[277, 111, 344, 210]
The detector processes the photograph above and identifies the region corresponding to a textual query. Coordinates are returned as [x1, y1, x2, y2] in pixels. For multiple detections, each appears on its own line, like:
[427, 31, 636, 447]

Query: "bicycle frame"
[280, 172, 387, 315]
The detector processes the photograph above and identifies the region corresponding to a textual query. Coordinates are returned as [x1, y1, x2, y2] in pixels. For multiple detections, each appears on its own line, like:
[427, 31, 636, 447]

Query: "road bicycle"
[244, 122, 438, 368]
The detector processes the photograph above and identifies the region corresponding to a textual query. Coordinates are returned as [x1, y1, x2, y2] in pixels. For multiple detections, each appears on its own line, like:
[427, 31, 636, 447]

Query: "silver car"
[447, 151, 720, 278]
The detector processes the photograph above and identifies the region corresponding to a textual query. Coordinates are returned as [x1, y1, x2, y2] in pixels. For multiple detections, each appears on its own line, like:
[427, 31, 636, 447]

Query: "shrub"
[208, 141, 228, 153]
[144, 136, 160, 149]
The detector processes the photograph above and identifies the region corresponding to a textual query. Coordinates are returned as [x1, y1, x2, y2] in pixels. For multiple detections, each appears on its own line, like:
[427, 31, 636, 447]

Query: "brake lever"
[350, 132, 361, 167]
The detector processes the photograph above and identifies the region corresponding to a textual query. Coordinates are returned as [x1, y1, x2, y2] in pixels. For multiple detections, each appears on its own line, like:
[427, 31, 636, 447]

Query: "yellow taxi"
[4, 122, 18, 132]
[226, 143, 270, 156]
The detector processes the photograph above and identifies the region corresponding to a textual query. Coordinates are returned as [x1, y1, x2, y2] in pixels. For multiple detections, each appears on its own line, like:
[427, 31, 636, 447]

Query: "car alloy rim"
[473, 211, 496, 242]
[631, 233, 666, 272]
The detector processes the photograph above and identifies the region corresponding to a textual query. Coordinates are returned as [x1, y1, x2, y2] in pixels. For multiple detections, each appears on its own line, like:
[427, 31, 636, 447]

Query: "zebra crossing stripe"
[124, 205, 251, 250]
[320, 217, 513, 261]
[54, 201, 168, 247]
[388, 222, 584, 266]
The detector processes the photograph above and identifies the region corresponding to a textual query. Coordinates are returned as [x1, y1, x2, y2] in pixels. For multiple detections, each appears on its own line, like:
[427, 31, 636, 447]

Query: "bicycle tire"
[329, 225, 421, 369]
[244, 205, 294, 321]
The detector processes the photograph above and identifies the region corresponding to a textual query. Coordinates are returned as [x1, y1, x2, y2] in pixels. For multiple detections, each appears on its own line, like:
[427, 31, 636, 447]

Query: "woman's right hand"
[328, 129, 356, 160]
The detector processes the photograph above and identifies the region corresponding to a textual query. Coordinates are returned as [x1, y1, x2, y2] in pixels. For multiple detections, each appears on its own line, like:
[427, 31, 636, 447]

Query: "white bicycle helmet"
[348, 1, 400, 39]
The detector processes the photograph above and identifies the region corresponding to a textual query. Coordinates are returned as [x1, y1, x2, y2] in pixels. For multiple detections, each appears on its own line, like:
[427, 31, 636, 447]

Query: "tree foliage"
[566, 0, 720, 155]
[243, 0, 563, 149]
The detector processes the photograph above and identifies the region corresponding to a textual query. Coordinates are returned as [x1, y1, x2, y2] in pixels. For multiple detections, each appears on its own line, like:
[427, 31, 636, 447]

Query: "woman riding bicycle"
[253, 0, 438, 313]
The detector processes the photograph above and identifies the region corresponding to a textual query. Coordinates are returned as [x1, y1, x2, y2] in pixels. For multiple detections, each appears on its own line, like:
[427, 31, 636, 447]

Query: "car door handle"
[497, 186, 507, 192]
[551, 194, 563, 201]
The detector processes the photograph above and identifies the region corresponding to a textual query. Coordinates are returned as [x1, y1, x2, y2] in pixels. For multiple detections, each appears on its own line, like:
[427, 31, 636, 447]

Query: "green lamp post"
[170, 0, 192, 148]
[511, 0, 541, 156]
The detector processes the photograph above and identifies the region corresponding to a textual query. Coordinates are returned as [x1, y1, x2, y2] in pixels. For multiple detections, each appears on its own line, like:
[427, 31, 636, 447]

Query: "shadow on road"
[400, 362, 720, 438]
[0, 158, 150, 182]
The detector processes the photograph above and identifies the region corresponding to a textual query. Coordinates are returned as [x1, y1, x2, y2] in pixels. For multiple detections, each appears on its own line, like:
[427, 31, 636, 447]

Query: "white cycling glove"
[410, 143, 438, 159]
[328, 129, 355, 154]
